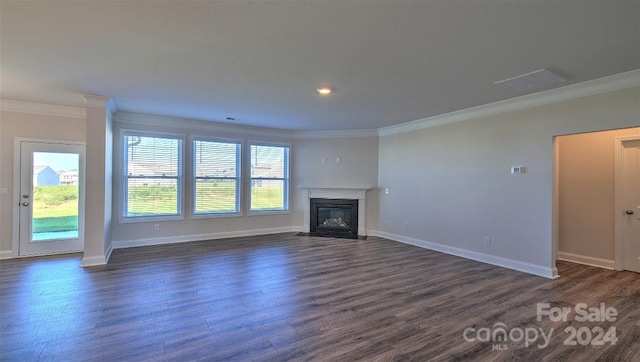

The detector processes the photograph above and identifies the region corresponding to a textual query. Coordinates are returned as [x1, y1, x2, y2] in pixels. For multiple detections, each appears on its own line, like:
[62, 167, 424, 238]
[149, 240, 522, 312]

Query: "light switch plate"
[511, 166, 525, 174]
[0, 188, 8, 196]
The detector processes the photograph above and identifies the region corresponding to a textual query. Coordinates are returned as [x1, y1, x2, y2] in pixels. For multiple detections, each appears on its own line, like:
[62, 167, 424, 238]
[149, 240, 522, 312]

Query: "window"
[193, 139, 241, 215]
[250, 144, 290, 212]
[123, 132, 183, 219]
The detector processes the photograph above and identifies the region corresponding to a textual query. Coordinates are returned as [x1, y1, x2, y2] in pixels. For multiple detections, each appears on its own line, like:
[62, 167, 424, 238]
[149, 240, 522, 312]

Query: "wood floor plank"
[1, 233, 638, 361]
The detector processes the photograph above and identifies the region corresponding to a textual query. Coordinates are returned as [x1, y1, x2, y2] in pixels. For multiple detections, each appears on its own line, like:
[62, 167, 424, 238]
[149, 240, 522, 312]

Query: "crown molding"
[379, 69, 640, 136]
[293, 128, 379, 139]
[80, 94, 110, 107]
[114, 111, 296, 139]
[115, 111, 379, 139]
[80, 94, 117, 115]
[0, 99, 86, 119]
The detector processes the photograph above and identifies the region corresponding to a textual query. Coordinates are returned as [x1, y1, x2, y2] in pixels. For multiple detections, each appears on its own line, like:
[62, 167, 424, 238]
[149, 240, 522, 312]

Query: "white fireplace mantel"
[300, 187, 371, 236]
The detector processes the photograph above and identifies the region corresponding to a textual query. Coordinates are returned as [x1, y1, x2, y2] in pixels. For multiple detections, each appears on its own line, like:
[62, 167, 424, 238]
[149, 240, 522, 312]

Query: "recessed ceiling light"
[317, 87, 332, 95]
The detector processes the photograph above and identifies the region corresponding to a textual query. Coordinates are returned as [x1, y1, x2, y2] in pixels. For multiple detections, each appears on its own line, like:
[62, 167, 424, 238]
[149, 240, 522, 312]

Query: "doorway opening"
[554, 127, 640, 273]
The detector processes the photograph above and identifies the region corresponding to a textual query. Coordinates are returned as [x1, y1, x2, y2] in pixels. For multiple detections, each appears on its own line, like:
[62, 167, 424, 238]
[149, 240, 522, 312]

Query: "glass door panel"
[31, 152, 80, 241]
[19, 141, 85, 256]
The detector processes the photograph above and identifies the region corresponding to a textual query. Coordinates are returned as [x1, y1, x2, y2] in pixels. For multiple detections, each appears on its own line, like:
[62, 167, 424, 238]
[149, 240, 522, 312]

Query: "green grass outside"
[33, 186, 79, 233]
[32, 184, 285, 227]
[33, 216, 78, 233]
[127, 185, 179, 216]
[127, 184, 284, 214]
[34, 185, 78, 204]
[251, 186, 284, 210]
[195, 182, 237, 213]
[34, 199, 78, 218]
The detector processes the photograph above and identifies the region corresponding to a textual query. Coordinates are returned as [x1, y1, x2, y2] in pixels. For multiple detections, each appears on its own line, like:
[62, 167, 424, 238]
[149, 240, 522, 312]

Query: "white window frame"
[249, 142, 291, 214]
[120, 129, 185, 223]
[191, 137, 242, 218]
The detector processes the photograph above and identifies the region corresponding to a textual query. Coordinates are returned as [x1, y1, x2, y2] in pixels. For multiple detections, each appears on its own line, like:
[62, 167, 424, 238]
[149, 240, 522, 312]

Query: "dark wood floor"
[1, 233, 639, 361]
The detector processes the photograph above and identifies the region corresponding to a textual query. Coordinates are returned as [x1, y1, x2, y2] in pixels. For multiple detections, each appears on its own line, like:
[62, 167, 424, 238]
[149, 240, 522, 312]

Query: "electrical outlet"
[483, 236, 491, 245]
[154, 224, 160, 231]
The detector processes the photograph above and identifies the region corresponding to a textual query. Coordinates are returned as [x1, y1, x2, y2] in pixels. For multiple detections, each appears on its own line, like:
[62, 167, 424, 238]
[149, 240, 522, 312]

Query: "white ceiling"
[1, 1, 638, 131]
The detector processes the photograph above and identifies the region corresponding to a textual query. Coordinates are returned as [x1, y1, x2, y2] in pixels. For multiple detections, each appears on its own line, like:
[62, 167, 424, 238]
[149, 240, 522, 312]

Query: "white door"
[622, 140, 640, 273]
[18, 141, 85, 256]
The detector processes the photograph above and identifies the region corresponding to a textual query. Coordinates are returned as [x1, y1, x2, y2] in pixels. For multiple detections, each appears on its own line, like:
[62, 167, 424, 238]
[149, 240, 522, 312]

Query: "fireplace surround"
[301, 187, 370, 238]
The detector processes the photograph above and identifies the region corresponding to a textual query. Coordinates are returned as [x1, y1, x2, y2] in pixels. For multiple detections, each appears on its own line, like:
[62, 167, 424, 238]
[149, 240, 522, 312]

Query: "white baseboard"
[105, 243, 113, 263]
[1, 249, 85, 260]
[368, 230, 559, 279]
[557, 251, 614, 270]
[81, 254, 108, 267]
[81, 244, 113, 267]
[112, 226, 301, 249]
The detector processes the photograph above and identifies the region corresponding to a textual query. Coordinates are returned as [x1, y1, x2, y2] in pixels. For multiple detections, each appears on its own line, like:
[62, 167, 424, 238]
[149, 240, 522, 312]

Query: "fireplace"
[301, 187, 369, 238]
[310, 198, 358, 238]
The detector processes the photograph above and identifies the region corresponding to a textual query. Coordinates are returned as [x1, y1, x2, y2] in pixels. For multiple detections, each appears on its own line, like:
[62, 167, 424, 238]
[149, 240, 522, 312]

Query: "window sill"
[119, 215, 185, 224]
[248, 209, 290, 216]
[191, 212, 243, 220]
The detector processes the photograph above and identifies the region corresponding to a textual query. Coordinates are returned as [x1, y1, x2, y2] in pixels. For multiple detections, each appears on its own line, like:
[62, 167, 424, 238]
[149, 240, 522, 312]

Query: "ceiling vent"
[494, 69, 567, 92]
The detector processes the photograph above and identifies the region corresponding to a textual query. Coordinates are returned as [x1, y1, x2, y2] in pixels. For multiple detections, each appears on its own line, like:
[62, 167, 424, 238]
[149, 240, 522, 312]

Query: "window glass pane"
[32, 152, 79, 240]
[127, 178, 179, 216]
[126, 136, 180, 177]
[251, 179, 284, 210]
[124, 134, 181, 218]
[195, 181, 237, 213]
[250, 144, 289, 211]
[251, 145, 285, 178]
[194, 140, 240, 214]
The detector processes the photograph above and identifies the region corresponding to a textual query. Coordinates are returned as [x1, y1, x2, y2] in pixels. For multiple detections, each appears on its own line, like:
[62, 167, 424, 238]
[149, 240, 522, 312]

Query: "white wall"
[291, 136, 380, 232]
[0, 110, 87, 254]
[377, 87, 639, 277]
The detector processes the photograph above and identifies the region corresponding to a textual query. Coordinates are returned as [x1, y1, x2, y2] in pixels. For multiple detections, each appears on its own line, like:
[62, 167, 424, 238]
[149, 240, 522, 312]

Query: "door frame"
[613, 135, 640, 270]
[12, 137, 87, 258]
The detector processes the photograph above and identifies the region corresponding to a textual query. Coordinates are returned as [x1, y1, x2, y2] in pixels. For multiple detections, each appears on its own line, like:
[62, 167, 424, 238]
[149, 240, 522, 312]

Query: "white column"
[357, 196, 366, 236]
[81, 94, 115, 266]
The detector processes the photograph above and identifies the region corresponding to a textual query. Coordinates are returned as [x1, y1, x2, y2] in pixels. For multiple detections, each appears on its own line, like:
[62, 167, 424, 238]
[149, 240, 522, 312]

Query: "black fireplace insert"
[310, 198, 358, 238]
